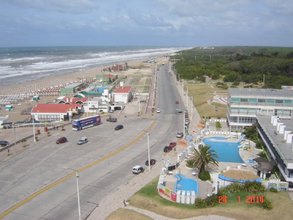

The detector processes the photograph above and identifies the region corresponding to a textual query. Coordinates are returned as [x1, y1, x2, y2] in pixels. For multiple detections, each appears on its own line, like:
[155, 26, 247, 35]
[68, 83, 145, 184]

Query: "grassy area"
[106, 208, 152, 220]
[124, 177, 293, 220]
[186, 82, 227, 118]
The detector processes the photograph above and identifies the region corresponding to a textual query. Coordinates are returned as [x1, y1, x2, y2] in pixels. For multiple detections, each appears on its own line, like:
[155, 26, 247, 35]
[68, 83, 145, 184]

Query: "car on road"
[109, 109, 114, 113]
[176, 132, 184, 138]
[132, 165, 144, 174]
[176, 109, 183, 113]
[0, 140, 9, 147]
[77, 137, 88, 145]
[145, 159, 156, 166]
[169, 142, 177, 149]
[56, 137, 68, 144]
[163, 146, 172, 153]
[156, 108, 160, 113]
[114, 124, 124, 130]
[106, 116, 117, 122]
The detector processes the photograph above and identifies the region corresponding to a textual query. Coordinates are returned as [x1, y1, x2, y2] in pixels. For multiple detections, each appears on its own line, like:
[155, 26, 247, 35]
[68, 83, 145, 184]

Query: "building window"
[276, 100, 283, 104]
[258, 99, 265, 103]
[240, 98, 248, 102]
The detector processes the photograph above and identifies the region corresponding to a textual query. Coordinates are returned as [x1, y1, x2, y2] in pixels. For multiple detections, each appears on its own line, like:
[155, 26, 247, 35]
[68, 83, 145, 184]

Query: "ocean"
[0, 46, 184, 86]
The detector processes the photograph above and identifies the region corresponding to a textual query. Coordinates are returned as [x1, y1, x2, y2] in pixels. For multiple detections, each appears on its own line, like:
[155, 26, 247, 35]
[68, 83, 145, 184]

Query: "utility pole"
[32, 116, 36, 143]
[147, 133, 151, 172]
[75, 170, 81, 220]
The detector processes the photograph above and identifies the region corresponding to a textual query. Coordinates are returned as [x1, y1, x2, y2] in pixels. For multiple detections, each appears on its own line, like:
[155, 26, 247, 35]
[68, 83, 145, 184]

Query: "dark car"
[114, 124, 124, 130]
[56, 137, 68, 144]
[163, 146, 172, 153]
[0, 140, 9, 147]
[169, 142, 177, 149]
[145, 159, 156, 166]
[106, 116, 117, 122]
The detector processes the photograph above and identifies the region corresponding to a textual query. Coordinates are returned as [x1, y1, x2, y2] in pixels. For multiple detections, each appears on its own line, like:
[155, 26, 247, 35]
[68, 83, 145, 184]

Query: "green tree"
[187, 145, 219, 173]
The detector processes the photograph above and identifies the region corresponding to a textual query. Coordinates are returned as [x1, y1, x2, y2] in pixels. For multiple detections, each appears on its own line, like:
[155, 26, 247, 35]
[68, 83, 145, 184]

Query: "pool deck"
[161, 131, 261, 199]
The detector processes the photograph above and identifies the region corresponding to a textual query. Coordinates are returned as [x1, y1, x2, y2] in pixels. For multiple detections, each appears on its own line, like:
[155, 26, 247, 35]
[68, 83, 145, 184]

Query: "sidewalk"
[125, 205, 235, 220]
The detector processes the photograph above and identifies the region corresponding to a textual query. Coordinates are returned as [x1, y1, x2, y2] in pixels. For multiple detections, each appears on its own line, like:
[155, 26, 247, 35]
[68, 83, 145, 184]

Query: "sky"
[0, 0, 293, 47]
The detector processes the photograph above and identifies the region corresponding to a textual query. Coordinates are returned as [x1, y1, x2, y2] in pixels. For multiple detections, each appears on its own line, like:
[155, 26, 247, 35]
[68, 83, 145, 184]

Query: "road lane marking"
[0, 120, 156, 219]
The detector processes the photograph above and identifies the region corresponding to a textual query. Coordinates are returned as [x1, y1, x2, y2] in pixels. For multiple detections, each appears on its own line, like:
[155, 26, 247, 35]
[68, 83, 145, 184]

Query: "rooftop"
[63, 82, 83, 89]
[113, 86, 132, 93]
[229, 88, 293, 99]
[32, 104, 80, 113]
[257, 115, 293, 166]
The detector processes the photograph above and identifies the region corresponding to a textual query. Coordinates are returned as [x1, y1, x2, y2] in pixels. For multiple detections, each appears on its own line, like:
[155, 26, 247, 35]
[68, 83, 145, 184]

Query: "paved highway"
[0, 62, 184, 220]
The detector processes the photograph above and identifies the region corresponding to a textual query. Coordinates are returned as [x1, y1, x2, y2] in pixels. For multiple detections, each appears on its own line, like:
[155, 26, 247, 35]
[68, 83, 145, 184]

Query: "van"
[132, 165, 144, 174]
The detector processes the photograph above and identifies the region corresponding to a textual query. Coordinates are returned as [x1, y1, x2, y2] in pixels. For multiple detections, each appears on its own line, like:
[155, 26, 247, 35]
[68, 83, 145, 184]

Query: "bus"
[72, 115, 101, 131]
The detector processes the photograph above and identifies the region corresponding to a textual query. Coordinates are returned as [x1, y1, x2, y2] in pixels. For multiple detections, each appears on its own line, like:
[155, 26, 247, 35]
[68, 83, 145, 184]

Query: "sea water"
[0, 46, 184, 86]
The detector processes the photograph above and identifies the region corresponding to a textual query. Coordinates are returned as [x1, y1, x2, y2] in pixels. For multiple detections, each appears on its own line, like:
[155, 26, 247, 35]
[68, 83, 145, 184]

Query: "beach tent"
[32, 95, 40, 101]
[5, 105, 13, 111]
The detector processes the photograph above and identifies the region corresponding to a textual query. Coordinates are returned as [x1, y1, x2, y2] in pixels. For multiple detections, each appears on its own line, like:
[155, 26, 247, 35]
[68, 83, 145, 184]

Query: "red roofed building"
[31, 104, 81, 122]
[57, 97, 88, 104]
[112, 86, 132, 103]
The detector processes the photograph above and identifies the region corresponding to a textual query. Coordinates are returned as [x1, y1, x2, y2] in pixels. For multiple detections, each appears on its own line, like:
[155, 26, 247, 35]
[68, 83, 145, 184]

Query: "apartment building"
[257, 115, 293, 189]
[227, 88, 293, 131]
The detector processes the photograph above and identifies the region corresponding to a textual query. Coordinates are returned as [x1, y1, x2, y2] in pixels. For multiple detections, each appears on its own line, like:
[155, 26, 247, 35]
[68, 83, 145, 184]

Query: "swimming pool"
[203, 136, 243, 163]
[175, 174, 198, 192]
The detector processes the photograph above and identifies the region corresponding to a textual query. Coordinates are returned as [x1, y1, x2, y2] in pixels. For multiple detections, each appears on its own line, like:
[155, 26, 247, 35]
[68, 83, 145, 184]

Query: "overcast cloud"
[0, 0, 292, 47]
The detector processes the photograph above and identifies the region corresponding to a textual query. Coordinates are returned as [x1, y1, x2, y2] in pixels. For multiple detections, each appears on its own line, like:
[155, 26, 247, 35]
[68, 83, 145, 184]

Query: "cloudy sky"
[1, 0, 293, 47]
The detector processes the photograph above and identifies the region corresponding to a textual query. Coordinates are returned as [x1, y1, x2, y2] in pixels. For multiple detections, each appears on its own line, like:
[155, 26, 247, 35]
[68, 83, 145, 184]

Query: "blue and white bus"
[72, 115, 101, 131]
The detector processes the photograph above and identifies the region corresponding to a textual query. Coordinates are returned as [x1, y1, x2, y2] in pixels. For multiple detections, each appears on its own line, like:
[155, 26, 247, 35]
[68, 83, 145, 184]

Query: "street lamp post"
[75, 170, 81, 220]
[65, 167, 81, 220]
[147, 133, 151, 172]
[32, 116, 36, 143]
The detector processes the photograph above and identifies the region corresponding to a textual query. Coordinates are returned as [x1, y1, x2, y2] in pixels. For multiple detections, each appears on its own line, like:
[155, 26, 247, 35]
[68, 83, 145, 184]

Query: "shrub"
[199, 170, 211, 181]
[269, 188, 278, 193]
[258, 197, 273, 210]
[194, 198, 207, 208]
[244, 182, 266, 193]
[205, 194, 218, 207]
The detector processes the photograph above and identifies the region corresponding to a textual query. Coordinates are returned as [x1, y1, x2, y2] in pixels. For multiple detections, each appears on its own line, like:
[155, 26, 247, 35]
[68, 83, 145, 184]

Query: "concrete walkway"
[125, 205, 235, 220]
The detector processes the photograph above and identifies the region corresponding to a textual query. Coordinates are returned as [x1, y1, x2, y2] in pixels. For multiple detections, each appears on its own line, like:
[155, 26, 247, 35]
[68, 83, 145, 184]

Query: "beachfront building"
[256, 115, 293, 190]
[31, 104, 81, 122]
[112, 86, 132, 104]
[60, 83, 85, 96]
[83, 97, 111, 113]
[57, 97, 88, 104]
[227, 88, 293, 131]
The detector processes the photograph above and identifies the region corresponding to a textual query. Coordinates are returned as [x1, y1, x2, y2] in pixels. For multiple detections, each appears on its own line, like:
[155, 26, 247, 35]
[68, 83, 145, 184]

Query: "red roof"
[31, 104, 80, 113]
[113, 86, 132, 93]
[60, 97, 87, 104]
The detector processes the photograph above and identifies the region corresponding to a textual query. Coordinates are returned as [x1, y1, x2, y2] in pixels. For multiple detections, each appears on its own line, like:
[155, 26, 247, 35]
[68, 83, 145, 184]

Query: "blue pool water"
[203, 136, 243, 163]
[175, 174, 198, 192]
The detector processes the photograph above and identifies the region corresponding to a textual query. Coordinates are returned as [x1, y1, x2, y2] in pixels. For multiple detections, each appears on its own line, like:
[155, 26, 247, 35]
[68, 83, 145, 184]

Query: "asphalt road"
[0, 62, 184, 220]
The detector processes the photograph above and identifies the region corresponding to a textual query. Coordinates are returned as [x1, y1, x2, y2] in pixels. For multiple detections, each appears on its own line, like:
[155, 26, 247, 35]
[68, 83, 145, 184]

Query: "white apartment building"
[227, 88, 293, 131]
[257, 115, 293, 189]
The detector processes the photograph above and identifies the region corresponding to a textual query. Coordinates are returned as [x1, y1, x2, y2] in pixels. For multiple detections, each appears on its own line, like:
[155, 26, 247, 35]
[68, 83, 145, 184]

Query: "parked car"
[1, 122, 13, 129]
[56, 137, 68, 144]
[106, 116, 117, 122]
[176, 132, 184, 138]
[176, 109, 183, 113]
[0, 140, 9, 147]
[132, 165, 144, 174]
[145, 159, 156, 166]
[163, 146, 172, 153]
[169, 142, 177, 149]
[109, 109, 114, 113]
[114, 124, 124, 130]
[156, 108, 160, 113]
[77, 137, 88, 145]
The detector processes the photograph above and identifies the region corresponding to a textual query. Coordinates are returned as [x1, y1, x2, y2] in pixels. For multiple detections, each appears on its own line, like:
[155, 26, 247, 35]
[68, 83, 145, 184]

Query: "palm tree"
[187, 144, 218, 173]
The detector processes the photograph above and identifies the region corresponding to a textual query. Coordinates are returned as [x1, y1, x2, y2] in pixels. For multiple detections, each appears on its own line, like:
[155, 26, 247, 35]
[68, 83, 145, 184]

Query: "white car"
[156, 108, 161, 113]
[132, 165, 144, 174]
